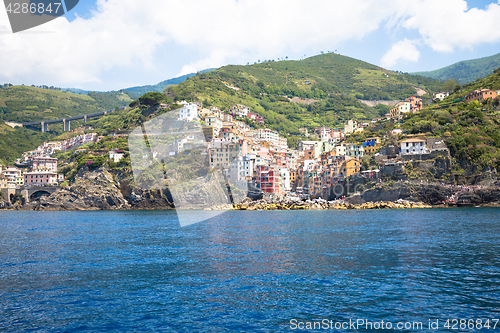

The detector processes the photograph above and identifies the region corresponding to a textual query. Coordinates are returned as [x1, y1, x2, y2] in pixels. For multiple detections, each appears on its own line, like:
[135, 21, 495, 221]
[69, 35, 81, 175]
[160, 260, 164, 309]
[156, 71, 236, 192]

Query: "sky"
[0, 0, 499, 91]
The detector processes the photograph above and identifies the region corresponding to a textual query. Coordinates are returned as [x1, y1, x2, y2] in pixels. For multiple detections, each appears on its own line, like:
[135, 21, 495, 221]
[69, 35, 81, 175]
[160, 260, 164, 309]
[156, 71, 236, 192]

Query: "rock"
[344, 182, 455, 206]
[29, 167, 131, 211]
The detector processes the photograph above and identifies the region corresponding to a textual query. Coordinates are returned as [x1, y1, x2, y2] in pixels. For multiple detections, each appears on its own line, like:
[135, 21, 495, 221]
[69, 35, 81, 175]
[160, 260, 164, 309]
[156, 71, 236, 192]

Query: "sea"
[0, 209, 499, 332]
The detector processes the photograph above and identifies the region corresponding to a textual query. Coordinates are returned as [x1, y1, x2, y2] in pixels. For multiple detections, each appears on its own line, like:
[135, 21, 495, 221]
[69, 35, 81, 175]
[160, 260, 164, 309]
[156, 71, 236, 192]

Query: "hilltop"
[0, 53, 444, 165]
[412, 52, 500, 84]
[0, 85, 134, 123]
[166, 53, 441, 134]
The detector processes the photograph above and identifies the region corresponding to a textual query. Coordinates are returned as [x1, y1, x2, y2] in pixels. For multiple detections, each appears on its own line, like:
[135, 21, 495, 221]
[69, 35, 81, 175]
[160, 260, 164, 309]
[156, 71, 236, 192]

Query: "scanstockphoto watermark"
[290, 319, 427, 330]
[128, 108, 248, 227]
[3, 0, 79, 33]
[289, 318, 500, 330]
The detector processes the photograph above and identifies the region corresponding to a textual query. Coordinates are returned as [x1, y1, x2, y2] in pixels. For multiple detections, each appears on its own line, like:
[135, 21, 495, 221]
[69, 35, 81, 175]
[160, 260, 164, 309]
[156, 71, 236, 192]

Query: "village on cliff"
[1, 87, 499, 206]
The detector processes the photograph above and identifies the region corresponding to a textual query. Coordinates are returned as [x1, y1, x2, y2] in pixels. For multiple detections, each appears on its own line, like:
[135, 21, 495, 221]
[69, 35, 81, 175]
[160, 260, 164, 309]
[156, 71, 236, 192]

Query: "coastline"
[2, 167, 499, 212]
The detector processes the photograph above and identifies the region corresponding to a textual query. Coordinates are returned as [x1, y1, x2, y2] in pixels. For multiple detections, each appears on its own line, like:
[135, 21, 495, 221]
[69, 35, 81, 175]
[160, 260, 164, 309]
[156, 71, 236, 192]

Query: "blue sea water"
[0, 209, 499, 332]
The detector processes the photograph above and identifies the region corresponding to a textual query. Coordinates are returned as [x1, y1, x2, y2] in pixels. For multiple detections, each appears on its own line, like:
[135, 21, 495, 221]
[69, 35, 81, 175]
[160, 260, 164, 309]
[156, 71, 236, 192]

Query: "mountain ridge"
[412, 52, 500, 84]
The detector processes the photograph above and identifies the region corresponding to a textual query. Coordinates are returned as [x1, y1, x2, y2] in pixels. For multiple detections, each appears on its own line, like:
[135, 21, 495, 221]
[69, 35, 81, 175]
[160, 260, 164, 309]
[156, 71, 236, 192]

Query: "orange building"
[405, 96, 423, 113]
[341, 158, 361, 177]
[464, 89, 497, 103]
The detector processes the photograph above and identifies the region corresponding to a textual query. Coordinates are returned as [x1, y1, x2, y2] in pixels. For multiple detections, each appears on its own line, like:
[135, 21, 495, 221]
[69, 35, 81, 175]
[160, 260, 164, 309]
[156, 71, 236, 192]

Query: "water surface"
[1, 209, 499, 332]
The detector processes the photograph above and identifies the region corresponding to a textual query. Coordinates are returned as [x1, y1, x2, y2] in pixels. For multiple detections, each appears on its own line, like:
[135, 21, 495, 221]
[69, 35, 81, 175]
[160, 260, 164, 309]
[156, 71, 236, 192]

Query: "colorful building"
[363, 137, 381, 155]
[256, 165, 281, 194]
[464, 89, 497, 103]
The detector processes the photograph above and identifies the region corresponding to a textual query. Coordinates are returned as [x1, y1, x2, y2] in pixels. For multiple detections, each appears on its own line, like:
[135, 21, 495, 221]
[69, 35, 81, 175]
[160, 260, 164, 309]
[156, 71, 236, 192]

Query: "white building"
[392, 129, 403, 136]
[279, 167, 291, 192]
[229, 104, 250, 117]
[400, 139, 428, 155]
[278, 137, 288, 149]
[390, 101, 411, 121]
[315, 127, 332, 142]
[254, 129, 279, 147]
[433, 91, 450, 101]
[228, 154, 255, 182]
[345, 143, 364, 158]
[335, 143, 347, 156]
[109, 151, 124, 163]
[297, 140, 318, 151]
[206, 116, 223, 129]
[178, 103, 199, 121]
[344, 120, 363, 134]
[1, 166, 21, 183]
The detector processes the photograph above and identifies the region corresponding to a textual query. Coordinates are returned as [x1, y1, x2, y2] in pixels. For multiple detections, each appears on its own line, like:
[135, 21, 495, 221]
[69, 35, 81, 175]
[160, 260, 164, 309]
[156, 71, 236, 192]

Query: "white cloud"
[0, 0, 500, 89]
[0, 0, 397, 88]
[381, 39, 421, 68]
[400, 0, 500, 53]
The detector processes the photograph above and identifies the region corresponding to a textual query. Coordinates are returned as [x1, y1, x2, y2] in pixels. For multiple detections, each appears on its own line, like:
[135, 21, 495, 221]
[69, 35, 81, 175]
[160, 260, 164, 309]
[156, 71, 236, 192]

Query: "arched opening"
[30, 191, 51, 201]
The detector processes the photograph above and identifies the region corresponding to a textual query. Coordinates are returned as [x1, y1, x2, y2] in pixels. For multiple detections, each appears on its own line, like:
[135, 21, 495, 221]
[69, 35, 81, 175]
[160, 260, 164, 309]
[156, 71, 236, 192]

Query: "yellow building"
[0, 175, 7, 188]
[363, 137, 381, 155]
[342, 158, 361, 177]
[16, 174, 24, 186]
[202, 126, 218, 141]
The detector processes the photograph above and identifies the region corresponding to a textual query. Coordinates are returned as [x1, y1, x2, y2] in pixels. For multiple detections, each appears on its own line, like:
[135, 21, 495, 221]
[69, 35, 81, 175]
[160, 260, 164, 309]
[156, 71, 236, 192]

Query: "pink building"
[24, 171, 59, 185]
[405, 96, 423, 113]
[247, 112, 264, 124]
[29, 157, 57, 172]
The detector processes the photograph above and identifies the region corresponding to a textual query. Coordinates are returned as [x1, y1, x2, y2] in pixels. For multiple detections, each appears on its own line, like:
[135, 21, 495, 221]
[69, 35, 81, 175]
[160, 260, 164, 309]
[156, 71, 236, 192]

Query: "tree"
[493, 97, 500, 107]
[138, 92, 164, 106]
[442, 79, 460, 93]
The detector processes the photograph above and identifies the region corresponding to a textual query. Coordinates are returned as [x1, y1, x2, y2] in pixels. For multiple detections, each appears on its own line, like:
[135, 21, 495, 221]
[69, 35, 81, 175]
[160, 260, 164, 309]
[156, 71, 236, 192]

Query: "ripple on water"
[0, 208, 499, 332]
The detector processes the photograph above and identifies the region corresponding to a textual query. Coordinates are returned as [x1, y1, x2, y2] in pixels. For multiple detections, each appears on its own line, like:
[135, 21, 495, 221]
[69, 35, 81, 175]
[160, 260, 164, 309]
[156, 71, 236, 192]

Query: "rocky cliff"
[21, 167, 131, 211]
[344, 181, 500, 207]
[6, 166, 500, 211]
[0, 196, 12, 210]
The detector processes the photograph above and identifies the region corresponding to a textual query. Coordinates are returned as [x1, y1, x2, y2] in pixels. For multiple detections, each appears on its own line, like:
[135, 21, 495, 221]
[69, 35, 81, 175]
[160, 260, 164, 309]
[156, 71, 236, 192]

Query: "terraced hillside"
[167, 53, 442, 134]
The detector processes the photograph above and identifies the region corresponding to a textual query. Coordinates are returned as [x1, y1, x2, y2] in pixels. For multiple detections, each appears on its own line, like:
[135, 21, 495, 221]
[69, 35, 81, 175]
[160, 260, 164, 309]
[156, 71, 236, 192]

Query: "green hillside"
[0, 85, 134, 165]
[0, 53, 444, 165]
[412, 52, 500, 84]
[0, 85, 134, 123]
[356, 68, 500, 175]
[0, 121, 51, 166]
[167, 53, 442, 134]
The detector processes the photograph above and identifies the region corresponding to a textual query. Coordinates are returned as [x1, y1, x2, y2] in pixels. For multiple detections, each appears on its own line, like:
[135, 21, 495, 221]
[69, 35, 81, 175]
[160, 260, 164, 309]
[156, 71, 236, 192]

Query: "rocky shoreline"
[208, 198, 432, 211]
[1, 166, 499, 212]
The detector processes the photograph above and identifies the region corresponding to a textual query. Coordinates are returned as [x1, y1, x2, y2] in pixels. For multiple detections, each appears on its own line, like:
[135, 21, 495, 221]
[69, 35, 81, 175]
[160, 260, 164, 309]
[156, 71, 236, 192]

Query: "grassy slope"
[0, 86, 133, 123]
[0, 86, 134, 164]
[0, 122, 51, 166]
[358, 68, 500, 175]
[412, 52, 500, 84]
[167, 53, 442, 134]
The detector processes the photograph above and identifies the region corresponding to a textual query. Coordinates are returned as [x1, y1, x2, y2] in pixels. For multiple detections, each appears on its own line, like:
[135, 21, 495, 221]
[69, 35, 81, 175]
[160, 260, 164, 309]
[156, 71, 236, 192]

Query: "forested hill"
[166, 53, 442, 134]
[0, 85, 134, 123]
[412, 52, 500, 84]
[353, 67, 500, 174]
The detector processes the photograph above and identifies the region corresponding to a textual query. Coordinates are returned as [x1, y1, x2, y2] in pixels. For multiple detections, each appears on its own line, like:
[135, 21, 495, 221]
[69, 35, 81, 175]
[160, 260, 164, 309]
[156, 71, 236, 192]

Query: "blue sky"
[0, 0, 500, 91]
